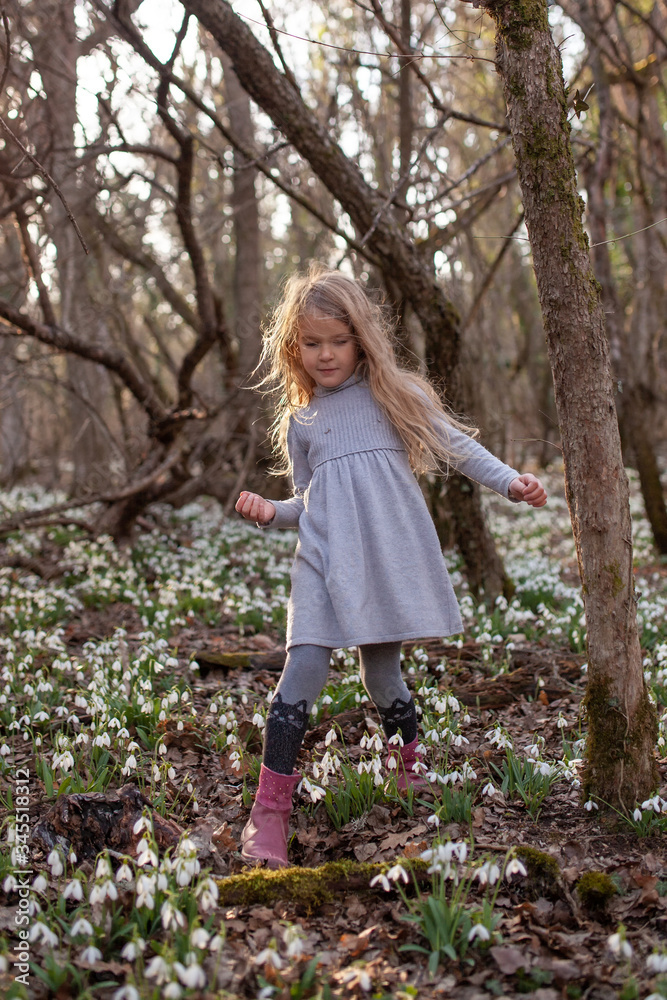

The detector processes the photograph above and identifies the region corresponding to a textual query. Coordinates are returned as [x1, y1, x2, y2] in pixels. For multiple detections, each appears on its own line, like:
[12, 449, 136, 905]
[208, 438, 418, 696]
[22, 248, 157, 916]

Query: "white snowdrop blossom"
[115, 863, 133, 882]
[32, 875, 48, 894]
[161, 901, 187, 930]
[47, 849, 64, 877]
[145, 955, 172, 984]
[633, 808, 642, 822]
[190, 927, 210, 950]
[646, 952, 667, 973]
[174, 961, 207, 988]
[70, 917, 94, 937]
[29, 921, 59, 947]
[255, 944, 283, 970]
[584, 799, 598, 812]
[113, 987, 140, 1000]
[63, 880, 84, 901]
[468, 924, 491, 942]
[482, 782, 496, 797]
[80, 945, 103, 963]
[283, 923, 306, 959]
[476, 861, 501, 886]
[505, 858, 528, 879]
[607, 929, 633, 960]
[196, 876, 219, 913]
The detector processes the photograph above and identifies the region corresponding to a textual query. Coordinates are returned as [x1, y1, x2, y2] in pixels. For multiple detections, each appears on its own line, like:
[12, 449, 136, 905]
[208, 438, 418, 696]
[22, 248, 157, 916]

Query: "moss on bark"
[217, 858, 428, 910]
[582, 676, 659, 809]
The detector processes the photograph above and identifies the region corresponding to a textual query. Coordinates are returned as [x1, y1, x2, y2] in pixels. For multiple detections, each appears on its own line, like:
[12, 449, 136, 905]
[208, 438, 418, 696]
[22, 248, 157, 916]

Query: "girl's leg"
[262, 643, 332, 774]
[241, 644, 331, 868]
[358, 641, 417, 744]
[359, 642, 429, 791]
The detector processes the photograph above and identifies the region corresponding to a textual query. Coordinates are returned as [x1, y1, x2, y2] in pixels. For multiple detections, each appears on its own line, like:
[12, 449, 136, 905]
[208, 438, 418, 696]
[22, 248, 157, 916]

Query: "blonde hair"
[258, 264, 477, 476]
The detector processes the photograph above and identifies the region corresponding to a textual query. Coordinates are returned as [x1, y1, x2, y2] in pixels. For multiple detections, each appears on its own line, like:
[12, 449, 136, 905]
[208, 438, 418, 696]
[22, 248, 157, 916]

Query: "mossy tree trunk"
[177, 0, 511, 603]
[462, 0, 657, 807]
[583, 45, 667, 557]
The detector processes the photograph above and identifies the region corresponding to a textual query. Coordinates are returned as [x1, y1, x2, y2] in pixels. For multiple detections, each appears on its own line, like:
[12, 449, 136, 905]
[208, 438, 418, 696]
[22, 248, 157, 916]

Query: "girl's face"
[297, 314, 358, 389]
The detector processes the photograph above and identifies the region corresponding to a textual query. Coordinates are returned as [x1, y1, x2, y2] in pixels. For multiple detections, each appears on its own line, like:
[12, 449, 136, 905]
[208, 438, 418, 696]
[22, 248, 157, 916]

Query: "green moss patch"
[576, 871, 617, 911]
[217, 858, 428, 911]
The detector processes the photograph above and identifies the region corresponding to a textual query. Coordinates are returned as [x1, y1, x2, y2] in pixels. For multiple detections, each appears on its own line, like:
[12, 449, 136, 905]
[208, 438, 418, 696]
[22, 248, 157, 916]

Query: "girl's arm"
[442, 422, 547, 506]
[236, 421, 312, 529]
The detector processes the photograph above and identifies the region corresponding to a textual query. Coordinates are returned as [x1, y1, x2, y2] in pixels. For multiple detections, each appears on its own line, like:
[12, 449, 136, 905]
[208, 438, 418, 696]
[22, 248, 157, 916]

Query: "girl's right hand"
[235, 491, 276, 525]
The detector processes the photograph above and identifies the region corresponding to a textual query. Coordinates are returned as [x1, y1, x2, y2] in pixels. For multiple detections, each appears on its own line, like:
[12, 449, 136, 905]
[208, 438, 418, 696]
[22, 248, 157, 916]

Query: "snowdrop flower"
[63, 879, 84, 901]
[386, 864, 409, 884]
[115, 862, 133, 882]
[505, 858, 528, 879]
[145, 955, 172, 984]
[196, 877, 219, 912]
[120, 939, 145, 960]
[468, 924, 491, 942]
[283, 924, 305, 958]
[633, 808, 642, 823]
[113, 987, 140, 1000]
[95, 858, 111, 879]
[370, 872, 391, 892]
[476, 861, 501, 886]
[325, 727, 338, 746]
[482, 782, 496, 797]
[300, 776, 326, 803]
[426, 813, 440, 827]
[174, 961, 206, 988]
[556, 714, 568, 729]
[388, 733, 404, 748]
[190, 927, 210, 950]
[29, 921, 59, 947]
[646, 952, 667, 973]
[133, 815, 151, 835]
[255, 944, 283, 969]
[161, 901, 186, 930]
[209, 934, 224, 952]
[32, 875, 48, 894]
[252, 713, 265, 728]
[607, 928, 633, 960]
[137, 846, 158, 868]
[584, 799, 598, 811]
[47, 850, 64, 877]
[80, 945, 103, 963]
[70, 917, 94, 937]
[641, 795, 662, 814]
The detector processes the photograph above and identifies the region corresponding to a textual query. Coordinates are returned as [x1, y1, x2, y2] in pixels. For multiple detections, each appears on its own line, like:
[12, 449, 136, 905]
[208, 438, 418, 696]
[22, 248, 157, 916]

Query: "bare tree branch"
[0, 305, 168, 425]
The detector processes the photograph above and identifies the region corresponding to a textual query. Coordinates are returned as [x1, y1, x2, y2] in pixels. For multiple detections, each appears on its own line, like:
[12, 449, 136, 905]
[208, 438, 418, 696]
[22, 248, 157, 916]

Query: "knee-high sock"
[359, 641, 417, 744]
[262, 644, 332, 775]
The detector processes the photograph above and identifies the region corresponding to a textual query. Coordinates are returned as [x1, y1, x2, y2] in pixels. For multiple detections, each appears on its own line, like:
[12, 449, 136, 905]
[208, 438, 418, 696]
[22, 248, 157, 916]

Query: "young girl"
[236, 266, 547, 868]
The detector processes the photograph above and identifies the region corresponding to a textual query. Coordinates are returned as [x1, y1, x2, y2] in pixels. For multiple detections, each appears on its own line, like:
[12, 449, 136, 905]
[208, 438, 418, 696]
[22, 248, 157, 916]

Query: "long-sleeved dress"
[267, 375, 520, 650]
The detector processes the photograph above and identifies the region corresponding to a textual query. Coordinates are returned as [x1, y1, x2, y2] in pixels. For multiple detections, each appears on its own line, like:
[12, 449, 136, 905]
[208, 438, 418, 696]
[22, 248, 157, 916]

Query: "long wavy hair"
[258, 264, 478, 476]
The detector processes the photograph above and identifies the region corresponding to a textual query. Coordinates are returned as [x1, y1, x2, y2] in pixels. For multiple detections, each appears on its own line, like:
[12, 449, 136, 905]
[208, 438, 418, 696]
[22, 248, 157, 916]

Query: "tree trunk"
[222, 54, 262, 381]
[583, 40, 667, 556]
[469, 0, 657, 807]
[181, 0, 511, 600]
[32, 0, 113, 496]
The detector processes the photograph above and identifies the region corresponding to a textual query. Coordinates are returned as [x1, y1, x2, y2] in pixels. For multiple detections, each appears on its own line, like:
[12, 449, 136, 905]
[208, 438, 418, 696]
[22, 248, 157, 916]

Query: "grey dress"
[267, 375, 520, 650]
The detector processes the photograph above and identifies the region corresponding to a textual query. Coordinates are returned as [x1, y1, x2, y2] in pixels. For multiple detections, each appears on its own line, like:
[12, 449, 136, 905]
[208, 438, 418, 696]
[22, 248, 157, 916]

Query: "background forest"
[1, 0, 665, 536]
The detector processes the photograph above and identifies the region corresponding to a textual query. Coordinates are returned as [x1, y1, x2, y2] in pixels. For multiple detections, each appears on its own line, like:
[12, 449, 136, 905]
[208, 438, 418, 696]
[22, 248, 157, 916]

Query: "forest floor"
[0, 477, 666, 1000]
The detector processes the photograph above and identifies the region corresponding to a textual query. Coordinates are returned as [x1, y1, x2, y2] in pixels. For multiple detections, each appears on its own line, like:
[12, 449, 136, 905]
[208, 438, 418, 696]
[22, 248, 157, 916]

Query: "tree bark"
[465, 0, 657, 806]
[222, 56, 262, 381]
[32, 0, 113, 495]
[180, 0, 510, 600]
[582, 22, 667, 556]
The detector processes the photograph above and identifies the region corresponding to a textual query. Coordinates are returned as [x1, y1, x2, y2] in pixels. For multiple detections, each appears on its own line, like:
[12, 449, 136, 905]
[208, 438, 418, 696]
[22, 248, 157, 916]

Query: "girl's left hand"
[509, 473, 548, 507]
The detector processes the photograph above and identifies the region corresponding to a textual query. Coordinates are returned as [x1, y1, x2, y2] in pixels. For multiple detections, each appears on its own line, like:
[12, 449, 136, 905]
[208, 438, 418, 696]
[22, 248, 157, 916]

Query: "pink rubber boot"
[387, 737, 432, 793]
[241, 764, 301, 868]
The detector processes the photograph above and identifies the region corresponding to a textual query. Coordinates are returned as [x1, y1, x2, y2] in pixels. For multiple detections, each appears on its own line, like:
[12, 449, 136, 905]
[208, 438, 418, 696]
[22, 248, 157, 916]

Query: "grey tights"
[262, 642, 417, 774]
